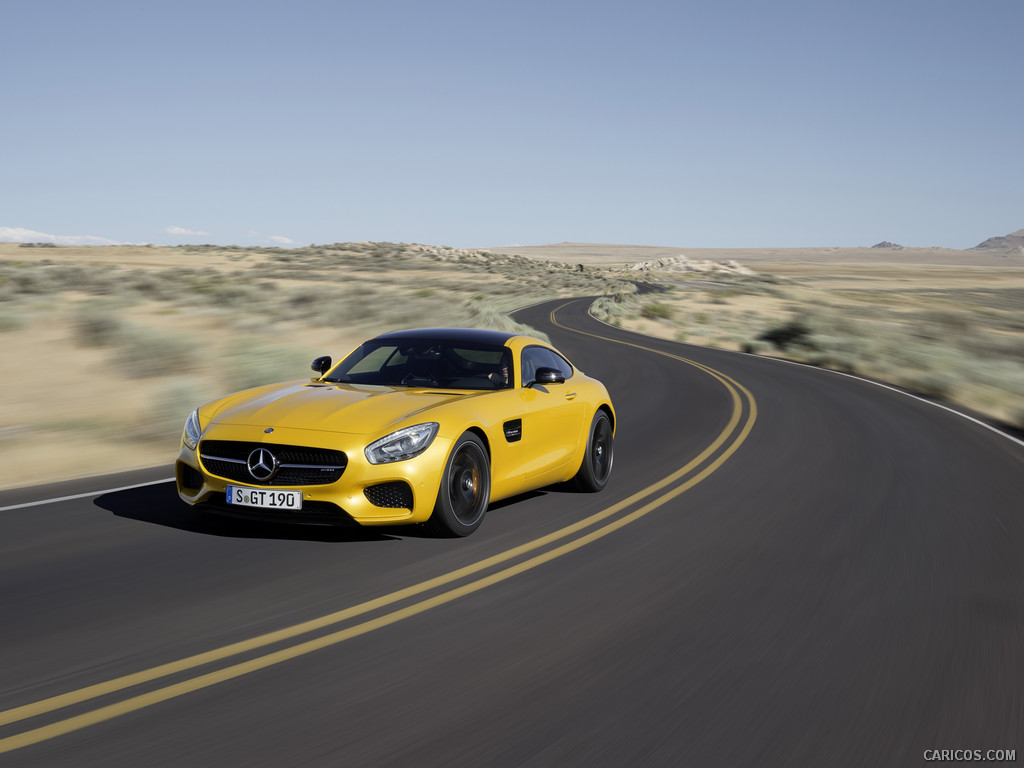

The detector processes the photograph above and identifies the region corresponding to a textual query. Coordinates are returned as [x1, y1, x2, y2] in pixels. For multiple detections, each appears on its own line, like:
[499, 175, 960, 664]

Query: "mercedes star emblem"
[247, 448, 279, 481]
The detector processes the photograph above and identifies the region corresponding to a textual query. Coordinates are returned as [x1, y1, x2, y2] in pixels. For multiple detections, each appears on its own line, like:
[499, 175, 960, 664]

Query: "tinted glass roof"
[372, 328, 517, 345]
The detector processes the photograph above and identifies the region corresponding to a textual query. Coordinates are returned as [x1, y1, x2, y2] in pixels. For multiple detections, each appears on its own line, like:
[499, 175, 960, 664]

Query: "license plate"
[227, 486, 303, 510]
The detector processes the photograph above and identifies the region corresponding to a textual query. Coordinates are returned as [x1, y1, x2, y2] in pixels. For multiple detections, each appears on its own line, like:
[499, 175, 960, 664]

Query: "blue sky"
[2, 0, 1021, 249]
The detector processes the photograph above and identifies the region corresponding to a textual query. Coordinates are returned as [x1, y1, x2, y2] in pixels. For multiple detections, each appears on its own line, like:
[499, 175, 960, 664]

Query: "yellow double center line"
[0, 299, 757, 755]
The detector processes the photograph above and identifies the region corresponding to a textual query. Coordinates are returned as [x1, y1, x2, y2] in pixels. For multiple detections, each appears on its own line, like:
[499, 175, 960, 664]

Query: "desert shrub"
[463, 299, 550, 341]
[803, 332, 873, 373]
[641, 302, 673, 320]
[10, 270, 59, 295]
[209, 280, 268, 309]
[0, 313, 25, 332]
[590, 294, 640, 324]
[969, 360, 1024, 400]
[133, 378, 214, 442]
[955, 328, 1024, 363]
[896, 368, 958, 399]
[322, 286, 388, 327]
[184, 271, 227, 295]
[114, 326, 195, 377]
[1, 263, 119, 296]
[879, 336, 946, 370]
[74, 301, 125, 347]
[758, 320, 812, 350]
[286, 286, 334, 309]
[123, 269, 178, 301]
[1013, 406, 1024, 429]
[222, 338, 316, 391]
[916, 310, 972, 335]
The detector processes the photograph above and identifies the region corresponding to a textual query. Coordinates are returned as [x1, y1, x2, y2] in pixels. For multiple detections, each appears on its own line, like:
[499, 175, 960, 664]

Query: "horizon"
[1, 235, 1014, 254]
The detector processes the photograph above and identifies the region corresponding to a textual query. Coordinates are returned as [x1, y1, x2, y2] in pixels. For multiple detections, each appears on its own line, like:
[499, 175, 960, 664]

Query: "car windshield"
[324, 339, 513, 390]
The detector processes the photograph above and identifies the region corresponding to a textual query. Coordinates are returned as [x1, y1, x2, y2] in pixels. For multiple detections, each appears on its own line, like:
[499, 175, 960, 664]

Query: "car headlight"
[183, 408, 202, 451]
[365, 423, 439, 464]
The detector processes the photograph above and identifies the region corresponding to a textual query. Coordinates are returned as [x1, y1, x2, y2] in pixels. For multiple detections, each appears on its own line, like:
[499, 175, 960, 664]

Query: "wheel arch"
[464, 425, 491, 460]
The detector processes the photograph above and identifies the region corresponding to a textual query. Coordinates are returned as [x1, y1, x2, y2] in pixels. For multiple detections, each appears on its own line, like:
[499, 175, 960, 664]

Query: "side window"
[520, 346, 574, 386]
[546, 350, 574, 380]
[520, 347, 545, 386]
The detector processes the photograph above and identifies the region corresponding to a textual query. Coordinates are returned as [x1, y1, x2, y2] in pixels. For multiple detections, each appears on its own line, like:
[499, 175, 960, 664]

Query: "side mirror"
[311, 356, 332, 376]
[531, 367, 565, 386]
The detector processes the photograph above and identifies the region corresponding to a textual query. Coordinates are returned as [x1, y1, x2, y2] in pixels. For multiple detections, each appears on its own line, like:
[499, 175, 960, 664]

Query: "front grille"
[199, 440, 347, 486]
[364, 481, 413, 509]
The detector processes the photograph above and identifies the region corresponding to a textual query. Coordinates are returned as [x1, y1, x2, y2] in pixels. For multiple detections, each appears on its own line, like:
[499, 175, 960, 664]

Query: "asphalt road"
[2, 298, 1023, 767]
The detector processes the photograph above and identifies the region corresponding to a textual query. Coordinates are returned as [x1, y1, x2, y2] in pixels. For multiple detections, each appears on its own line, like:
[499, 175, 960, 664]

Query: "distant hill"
[486, 242, 1021, 266]
[971, 229, 1024, 250]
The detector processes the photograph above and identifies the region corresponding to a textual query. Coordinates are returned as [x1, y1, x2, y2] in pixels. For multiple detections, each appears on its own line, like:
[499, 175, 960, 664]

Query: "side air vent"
[503, 418, 523, 443]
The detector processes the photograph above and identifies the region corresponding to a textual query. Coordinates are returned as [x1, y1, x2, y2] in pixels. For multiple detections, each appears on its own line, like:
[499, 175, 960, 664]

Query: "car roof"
[372, 328, 518, 345]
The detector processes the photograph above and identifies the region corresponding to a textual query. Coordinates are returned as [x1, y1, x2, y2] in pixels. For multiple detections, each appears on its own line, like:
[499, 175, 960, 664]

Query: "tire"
[570, 411, 614, 492]
[427, 432, 491, 537]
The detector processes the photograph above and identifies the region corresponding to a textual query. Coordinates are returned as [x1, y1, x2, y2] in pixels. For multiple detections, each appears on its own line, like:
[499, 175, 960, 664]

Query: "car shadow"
[98, 483, 404, 543]
[98, 484, 571, 543]
[487, 489, 548, 511]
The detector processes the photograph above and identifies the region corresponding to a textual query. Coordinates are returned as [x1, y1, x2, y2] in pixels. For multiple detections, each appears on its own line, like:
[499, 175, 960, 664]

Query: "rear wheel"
[427, 432, 490, 537]
[570, 411, 614, 492]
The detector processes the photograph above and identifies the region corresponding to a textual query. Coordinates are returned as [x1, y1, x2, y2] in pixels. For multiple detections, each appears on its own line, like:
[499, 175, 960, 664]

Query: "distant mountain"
[971, 229, 1024, 250]
[871, 241, 902, 248]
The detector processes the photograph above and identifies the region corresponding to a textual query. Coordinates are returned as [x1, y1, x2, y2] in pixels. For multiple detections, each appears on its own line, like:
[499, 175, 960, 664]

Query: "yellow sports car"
[176, 328, 615, 536]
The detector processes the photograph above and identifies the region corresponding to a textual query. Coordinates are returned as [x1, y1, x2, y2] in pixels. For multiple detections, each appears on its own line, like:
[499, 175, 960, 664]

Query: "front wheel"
[570, 411, 614, 492]
[427, 432, 490, 537]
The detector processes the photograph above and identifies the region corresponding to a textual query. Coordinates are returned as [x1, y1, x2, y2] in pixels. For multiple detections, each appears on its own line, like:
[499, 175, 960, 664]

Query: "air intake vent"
[177, 462, 204, 491]
[364, 481, 414, 510]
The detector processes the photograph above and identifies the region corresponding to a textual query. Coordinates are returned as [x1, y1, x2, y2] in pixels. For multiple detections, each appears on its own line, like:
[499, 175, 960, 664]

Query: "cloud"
[247, 230, 296, 245]
[0, 226, 122, 246]
[165, 225, 210, 236]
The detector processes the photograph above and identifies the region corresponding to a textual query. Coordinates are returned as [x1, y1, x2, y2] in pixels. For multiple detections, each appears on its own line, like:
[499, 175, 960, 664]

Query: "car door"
[518, 346, 586, 483]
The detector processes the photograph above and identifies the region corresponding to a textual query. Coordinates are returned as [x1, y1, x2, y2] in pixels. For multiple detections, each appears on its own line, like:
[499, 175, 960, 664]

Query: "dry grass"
[0, 241, 633, 489]
[594, 259, 1024, 429]
[4, 239, 1022, 490]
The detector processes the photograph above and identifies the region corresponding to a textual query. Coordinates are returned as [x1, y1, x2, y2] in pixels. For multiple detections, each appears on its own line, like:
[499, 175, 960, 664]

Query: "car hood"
[208, 381, 469, 436]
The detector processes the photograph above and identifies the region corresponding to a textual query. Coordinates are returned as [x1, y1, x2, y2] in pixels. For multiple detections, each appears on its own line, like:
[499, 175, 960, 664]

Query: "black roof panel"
[372, 327, 518, 345]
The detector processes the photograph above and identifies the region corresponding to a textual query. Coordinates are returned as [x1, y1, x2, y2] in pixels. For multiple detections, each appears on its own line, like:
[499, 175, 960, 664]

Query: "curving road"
[1, 298, 1023, 767]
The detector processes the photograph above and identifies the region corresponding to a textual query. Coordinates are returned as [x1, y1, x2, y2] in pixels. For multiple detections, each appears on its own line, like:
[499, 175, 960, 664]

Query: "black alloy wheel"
[428, 432, 490, 537]
[571, 411, 614, 492]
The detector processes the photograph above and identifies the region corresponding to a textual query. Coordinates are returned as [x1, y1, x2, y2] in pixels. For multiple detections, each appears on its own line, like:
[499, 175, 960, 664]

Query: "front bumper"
[175, 423, 452, 526]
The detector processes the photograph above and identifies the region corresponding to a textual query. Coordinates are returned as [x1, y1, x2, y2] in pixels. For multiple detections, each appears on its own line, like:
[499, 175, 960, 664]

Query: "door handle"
[565, 392, 578, 400]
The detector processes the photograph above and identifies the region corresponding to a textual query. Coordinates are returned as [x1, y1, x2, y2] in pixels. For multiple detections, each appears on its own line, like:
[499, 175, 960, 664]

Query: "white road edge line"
[584, 303, 1024, 452]
[0, 479, 174, 513]
[749, 354, 1024, 451]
